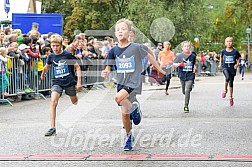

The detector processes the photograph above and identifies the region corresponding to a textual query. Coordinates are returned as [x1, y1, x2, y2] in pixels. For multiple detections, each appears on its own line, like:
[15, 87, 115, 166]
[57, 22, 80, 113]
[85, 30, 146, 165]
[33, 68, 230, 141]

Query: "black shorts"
[117, 84, 134, 94]
[117, 84, 136, 103]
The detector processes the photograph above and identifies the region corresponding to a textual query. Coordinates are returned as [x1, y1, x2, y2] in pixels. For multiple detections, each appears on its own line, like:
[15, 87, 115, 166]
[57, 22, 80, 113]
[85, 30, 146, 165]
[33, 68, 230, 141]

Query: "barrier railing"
[0, 57, 114, 106]
[2, 56, 220, 106]
[197, 60, 219, 76]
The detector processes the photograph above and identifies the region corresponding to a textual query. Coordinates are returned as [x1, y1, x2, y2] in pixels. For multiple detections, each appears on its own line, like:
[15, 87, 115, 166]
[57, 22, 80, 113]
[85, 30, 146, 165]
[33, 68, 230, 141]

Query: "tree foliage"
[41, 0, 250, 51]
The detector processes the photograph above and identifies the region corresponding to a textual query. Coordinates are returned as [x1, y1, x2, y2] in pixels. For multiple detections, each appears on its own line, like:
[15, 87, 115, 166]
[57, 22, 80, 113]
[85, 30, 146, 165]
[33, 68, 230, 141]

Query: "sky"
[0, 0, 41, 21]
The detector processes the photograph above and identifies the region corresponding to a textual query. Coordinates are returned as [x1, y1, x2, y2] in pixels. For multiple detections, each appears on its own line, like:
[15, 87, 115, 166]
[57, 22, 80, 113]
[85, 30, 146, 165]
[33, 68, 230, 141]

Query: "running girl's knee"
[225, 74, 230, 82]
[229, 75, 234, 87]
[229, 80, 234, 87]
[223, 70, 230, 82]
[185, 88, 191, 93]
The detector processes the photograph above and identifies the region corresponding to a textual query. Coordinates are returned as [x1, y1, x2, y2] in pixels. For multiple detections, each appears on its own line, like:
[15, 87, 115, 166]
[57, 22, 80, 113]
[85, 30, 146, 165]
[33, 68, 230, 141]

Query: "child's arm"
[173, 62, 185, 68]
[234, 58, 240, 69]
[218, 54, 223, 69]
[147, 53, 165, 75]
[74, 62, 82, 91]
[101, 65, 112, 78]
[193, 65, 197, 73]
[41, 64, 51, 80]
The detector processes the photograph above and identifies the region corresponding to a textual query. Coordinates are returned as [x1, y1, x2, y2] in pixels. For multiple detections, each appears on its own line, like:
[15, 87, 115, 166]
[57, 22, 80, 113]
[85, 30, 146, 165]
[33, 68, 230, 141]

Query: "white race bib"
[116, 56, 135, 73]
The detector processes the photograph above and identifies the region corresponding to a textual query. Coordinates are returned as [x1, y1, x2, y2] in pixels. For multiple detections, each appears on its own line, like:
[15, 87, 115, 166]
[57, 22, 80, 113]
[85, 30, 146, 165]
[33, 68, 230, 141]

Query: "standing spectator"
[0, 30, 6, 47]
[0, 47, 9, 96]
[44, 32, 54, 48]
[79, 33, 86, 41]
[154, 43, 163, 61]
[62, 36, 69, 48]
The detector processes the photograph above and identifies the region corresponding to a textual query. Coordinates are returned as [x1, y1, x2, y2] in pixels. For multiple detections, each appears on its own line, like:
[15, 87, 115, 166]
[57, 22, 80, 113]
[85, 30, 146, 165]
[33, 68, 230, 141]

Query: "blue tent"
[4, 0, 10, 18]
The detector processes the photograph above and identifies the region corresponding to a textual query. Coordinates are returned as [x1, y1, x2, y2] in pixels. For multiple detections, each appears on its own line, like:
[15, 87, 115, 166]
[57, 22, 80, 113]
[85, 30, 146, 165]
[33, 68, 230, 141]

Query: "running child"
[41, 34, 82, 136]
[239, 52, 246, 80]
[158, 41, 175, 95]
[219, 37, 240, 106]
[101, 18, 165, 151]
[173, 41, 196, 113]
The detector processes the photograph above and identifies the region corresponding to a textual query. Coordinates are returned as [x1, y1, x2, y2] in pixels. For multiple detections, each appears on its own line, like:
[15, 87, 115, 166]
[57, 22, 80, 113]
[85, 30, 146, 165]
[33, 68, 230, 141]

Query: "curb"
[1, 154, 252, 161]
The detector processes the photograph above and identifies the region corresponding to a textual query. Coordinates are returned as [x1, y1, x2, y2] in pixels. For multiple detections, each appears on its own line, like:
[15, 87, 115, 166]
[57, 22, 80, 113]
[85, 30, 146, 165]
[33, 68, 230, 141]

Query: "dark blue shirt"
[47, 50, 77, 87]
[174, 53, 196, 81]
[220, 48, 240, 74]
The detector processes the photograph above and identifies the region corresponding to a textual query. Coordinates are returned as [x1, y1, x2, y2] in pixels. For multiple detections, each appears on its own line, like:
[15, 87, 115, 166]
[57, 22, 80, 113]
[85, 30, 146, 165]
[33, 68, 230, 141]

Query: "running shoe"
[229, 98, 234, 106]
[45, 128, 56, 136]
[124, 134, 133, 151]
[131, 102, 142, 125]
[221, 91, 227, 98]
[184, 106, 189, 113]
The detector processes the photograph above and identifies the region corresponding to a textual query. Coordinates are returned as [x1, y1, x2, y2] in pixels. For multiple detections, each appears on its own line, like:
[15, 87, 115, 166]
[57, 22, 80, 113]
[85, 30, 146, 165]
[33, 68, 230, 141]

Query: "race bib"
[224, 55, 235, 64]
[116, 56, 135, 73]
[240, 59, 245, 65]
[53, 64, 70, 78]
[182, 62, 193, 72]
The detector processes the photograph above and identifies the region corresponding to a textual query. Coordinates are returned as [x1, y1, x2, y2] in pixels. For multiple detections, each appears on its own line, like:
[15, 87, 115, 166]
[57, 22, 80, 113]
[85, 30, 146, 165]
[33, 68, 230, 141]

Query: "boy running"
[41, 34, 82, 136]
[102, 18, 165, 151]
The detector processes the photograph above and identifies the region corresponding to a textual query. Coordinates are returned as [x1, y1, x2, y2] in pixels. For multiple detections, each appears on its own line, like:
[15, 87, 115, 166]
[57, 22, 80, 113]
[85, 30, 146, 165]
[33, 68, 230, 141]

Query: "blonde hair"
[163, 41, 171, 46]
[29, 30, 40, 38]
[10, 42, 18, 48]
[225, 37, 233, 43]
[0, 47, 8, 57]
[13, 29, 22, 36]
[65, 45, 74, 55]
[50, 34, 63, 44]
[115, 18, 133, 31]
[181, 41, 192, 48]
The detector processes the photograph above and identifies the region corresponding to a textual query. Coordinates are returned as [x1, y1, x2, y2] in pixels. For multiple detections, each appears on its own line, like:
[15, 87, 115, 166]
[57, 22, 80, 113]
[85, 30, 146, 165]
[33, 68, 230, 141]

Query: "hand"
[160, 62, 163, 67]
[76, 54, 82, 59]
[76, 82, 82, 92]
[178, 62, 185, 67]
[193, 68, 196, 73]
[101, 70, 110, 78]
[41, 73, 46, 80]
[218, 64, 222, 70]
[161, 69, 166, 75]
[234, 64, 238, 69]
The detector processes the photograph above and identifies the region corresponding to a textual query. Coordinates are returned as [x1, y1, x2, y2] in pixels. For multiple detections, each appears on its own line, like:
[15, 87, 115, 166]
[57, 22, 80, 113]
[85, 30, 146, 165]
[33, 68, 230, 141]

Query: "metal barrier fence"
[2, 56, 222, 106]
[197, 60, 219, 76]
[0, 56, 47, 106]
[0, 57, 114, 106]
